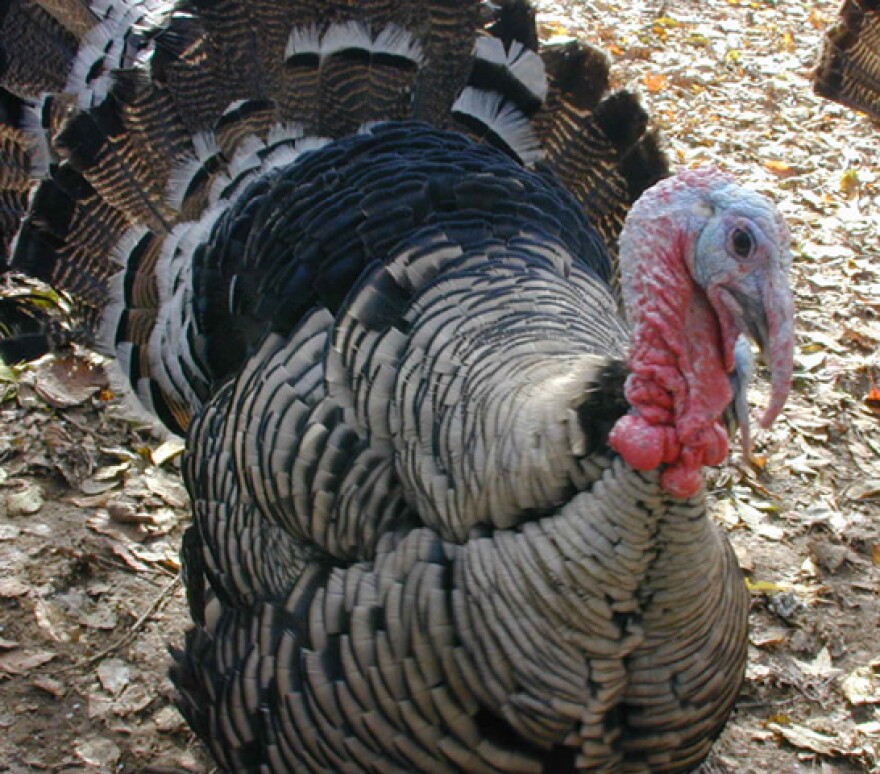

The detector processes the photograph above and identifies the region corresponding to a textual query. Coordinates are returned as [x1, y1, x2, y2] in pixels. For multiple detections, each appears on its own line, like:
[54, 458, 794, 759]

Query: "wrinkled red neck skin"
[608, 232, 732, 498]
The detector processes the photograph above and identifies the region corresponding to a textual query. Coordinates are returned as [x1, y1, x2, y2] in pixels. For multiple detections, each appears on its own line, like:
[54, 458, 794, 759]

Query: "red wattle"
[615, 174, 738, 499]
[661, 465, 703, 499]
[609, 415, 666, 471]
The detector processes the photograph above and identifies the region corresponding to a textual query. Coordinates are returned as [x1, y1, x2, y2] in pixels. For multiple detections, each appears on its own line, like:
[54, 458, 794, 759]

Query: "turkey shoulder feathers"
[0, 0, 797, 771]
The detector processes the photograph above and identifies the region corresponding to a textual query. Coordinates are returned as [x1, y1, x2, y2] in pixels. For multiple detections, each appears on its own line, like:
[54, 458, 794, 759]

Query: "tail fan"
[0, 88, 32, 266]
[535, 40, 668, 266]
[7, 0, 668, 435]
[815, 0, 880, 120]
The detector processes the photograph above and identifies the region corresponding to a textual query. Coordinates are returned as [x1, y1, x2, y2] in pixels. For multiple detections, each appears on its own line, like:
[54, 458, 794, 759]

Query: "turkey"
[815, 0, 880, 119]
[1, 0, 795, 771]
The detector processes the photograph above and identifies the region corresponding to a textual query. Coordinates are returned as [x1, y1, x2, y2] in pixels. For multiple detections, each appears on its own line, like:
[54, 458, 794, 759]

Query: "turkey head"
[610, 167, 795, 498]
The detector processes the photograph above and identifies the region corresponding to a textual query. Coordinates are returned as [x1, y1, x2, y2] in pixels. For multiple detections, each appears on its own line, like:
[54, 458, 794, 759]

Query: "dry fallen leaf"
[97, 658, 132, 696]
[745, 578, 789, 595]
[768, 722, 850, 757]
[32, 599, 73, 643]
[842, 665, 880, 706]
[846, 479, 880, 501]
[866, 385, 880, 414]
[0, 578, 30, 598]
[0, 648, 55, 676]
[794, 646, 841, 679]
[32, 355, 106, 409]
[142, 469, 188, 509]
[644, 72, 668, 93]
[151, 438, 185, 467]
[32, 675, 66, 698]
[5, 480, 43, 515]
[153, 705, 187, 733]
[75, 736, 121, 768]
[765, 159, 798, 178]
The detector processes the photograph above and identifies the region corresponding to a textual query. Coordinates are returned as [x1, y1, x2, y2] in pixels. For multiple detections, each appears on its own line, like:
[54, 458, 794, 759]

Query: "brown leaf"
[0, 578, 30, 598]
[866, 385, 880, 414]
[765, 160, 800, 178]
[32, 355, 107, 409]
[32, 676, 66, 698]
[0, 648, 55, 675]
[768, 722, 848, 756]
[644, 72, 668, 93]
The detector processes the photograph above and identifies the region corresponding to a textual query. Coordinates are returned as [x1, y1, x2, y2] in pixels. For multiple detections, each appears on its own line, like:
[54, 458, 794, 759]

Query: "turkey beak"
[749, 266, 794, 429]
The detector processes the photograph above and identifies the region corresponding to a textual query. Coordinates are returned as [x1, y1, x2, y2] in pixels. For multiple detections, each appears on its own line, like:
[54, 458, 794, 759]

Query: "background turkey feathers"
[814, 0, 880, 120]
[0, 0, 796, 771]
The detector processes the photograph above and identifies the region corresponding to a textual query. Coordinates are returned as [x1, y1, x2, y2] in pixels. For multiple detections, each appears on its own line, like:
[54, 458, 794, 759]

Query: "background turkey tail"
[6, 0, 667, 434]
[815, 0, 880, 120]
[0, 88, 34, 268]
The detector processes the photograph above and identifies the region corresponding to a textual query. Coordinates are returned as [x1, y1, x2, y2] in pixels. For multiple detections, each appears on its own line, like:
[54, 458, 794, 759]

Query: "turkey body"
[0, 0, 796, 771]
[173, 123, 748, 773]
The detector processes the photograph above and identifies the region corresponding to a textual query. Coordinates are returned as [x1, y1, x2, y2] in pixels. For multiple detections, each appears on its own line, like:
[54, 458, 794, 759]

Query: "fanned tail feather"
[0, 88, 32, 267]
[815, 0, 880, 120]
[535, 39, 668, 267]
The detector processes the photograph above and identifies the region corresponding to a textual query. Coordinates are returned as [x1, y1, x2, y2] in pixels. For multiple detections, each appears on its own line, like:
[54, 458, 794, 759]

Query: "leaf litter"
[1, 0, 879, 771]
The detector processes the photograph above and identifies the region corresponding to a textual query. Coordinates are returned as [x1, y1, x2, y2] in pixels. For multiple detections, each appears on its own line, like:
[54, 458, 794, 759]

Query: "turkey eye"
[731, 228, 753, 257]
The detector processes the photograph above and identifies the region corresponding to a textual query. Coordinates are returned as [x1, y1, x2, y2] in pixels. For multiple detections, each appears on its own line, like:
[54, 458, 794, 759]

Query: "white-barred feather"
[285, 23, 322, 60]
[19, 98, 52, 178]
[219, 134, 267, 179]
[221, 99, 249, 117]
[266, 122, 306, 146]
[65, 0, 157, 108]
[451, 87, 543, 165]
[97, 269, 127, 355]
[191, 131, 221, 161]
[293, 136, 333, 156]
[473, 37, 548, 102]
[109, 223, 150, 267]
[165, 132, 222, 211]
[258, 143, 304, 172]
[320, 21, 373, 58]
[286, 22, 422, 65]
[371, 24, 423, 64]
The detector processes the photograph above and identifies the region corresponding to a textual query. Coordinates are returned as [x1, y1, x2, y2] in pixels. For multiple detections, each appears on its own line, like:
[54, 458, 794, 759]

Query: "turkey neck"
[453, 458, 747, 768]
[610, 213, 732, 498]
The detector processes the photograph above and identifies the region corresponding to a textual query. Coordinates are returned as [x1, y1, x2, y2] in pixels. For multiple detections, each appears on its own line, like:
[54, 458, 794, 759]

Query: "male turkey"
[1, 0, 795, 771]
[815, 0, 880, 119]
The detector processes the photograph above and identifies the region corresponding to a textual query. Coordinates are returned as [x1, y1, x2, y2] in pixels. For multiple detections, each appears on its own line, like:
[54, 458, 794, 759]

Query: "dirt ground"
[1, 0, 878, 772]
